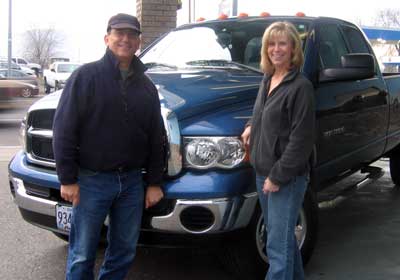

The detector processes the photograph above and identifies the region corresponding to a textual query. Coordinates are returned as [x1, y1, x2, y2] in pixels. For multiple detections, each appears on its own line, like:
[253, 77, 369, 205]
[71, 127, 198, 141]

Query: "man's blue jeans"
[256, 174, 307, 280]
[66, 168, 144, 280]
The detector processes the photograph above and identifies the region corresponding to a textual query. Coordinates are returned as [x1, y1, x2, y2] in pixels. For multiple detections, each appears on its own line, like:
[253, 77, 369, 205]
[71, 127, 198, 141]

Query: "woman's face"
[267, 33, 293, 70]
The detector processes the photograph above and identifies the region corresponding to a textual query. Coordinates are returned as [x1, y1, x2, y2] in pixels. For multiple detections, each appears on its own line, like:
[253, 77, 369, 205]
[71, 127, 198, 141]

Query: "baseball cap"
[107, 13, 141, 34]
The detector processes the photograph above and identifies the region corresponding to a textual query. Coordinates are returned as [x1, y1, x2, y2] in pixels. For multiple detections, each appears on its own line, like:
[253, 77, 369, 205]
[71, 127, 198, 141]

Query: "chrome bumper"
[10, 175, 258, 234]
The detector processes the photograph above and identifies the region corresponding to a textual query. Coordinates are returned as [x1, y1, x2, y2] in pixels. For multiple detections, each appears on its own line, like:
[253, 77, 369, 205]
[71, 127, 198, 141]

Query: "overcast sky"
[0, 0, 398, 63]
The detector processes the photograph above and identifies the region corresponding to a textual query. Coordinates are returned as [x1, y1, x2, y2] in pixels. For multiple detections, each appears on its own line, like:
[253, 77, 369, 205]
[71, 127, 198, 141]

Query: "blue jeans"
[256, 174, 307, 280]
[66, 168, 144, 280]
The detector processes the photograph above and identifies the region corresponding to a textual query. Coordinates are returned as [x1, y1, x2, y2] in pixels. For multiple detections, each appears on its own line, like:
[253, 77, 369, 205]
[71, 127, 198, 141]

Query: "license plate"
[56, 204, 72, 232]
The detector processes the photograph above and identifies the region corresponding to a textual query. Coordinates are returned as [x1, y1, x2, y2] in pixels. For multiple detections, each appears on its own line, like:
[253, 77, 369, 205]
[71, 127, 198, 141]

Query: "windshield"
[57, 64, 81, 73]
[141, 19, 310, 70]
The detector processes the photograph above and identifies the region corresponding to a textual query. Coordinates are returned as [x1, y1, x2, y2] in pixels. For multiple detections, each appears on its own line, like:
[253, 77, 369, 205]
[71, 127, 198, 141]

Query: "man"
[53, 13, 165, 279]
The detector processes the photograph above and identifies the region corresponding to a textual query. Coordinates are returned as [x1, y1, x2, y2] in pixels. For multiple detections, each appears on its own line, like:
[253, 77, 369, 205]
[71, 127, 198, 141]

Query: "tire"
[21, 88, 32, 98]
[220, 189, 318, 280]
[53, 232, 69, 242]
[390, 150, 400, 186]
[55, 81, 59, 91]
[44, 78, 51, 94]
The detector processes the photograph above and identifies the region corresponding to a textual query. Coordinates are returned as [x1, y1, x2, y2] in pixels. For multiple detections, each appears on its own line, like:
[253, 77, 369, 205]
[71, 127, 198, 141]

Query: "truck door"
[315, 22, 389, 182]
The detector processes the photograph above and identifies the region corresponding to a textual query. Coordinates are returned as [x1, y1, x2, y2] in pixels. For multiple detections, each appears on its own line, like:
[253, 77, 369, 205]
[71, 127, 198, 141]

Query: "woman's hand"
[241, 126, 251, 147]
[263, 178, 280, 194]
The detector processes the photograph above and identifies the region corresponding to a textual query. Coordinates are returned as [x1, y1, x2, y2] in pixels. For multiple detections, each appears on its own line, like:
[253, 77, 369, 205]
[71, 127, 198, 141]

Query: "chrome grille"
[26, 109, 56, 168]
[24, 107, 183, 175]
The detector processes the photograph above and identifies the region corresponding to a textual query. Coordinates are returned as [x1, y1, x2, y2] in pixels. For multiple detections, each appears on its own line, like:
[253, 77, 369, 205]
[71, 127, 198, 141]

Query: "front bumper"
[10, 175, 257, 235]
[9, 151, 258, 237]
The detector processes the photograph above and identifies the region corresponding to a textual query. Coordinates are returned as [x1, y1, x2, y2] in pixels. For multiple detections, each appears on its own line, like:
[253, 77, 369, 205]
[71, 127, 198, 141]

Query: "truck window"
[18, 58, 28, 65]
[341, 25, 370, 54]
[318, 24, 348, 69]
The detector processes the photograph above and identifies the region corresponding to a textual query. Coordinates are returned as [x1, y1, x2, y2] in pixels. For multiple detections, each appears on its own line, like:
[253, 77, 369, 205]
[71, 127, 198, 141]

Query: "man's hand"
[241, 125, 251, 147]
[145, 185, 164, 209]
[263, 178, 280, 194]
[60, 184, 80, 206]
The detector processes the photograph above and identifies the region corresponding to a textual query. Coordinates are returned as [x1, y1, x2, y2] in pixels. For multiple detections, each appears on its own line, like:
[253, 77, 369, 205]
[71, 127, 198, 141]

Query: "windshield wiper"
[185, 59, 261, 73]
[144, 62, 178, 70]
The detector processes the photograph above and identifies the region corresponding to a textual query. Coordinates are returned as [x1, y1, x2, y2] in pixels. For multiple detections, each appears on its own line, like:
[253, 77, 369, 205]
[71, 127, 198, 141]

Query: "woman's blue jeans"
[256, 174, 308, 280]
[66, 168, 144, 280]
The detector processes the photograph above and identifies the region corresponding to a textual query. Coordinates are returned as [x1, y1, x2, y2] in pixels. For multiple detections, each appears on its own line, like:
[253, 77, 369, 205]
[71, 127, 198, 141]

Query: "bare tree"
[374, 9, 400, 55]
[21, 27, 64, 69]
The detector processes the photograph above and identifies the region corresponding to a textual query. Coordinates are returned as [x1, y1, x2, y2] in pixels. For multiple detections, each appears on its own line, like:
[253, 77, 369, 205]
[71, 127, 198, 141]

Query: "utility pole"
[232, 0, 238, 16]
[8, 0, 12, 76]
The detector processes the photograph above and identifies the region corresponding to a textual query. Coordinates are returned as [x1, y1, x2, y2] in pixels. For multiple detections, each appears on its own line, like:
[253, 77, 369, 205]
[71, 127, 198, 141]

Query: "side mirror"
[319, 53, 375, 83]
[51, 69, 55, 72]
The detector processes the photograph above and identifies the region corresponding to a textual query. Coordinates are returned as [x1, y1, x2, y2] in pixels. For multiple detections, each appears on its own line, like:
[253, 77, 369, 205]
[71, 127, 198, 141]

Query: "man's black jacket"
[53, 49, 165, 186]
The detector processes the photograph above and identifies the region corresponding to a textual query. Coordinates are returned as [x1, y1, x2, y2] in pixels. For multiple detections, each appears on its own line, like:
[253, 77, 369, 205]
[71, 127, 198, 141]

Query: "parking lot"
[1, 104, 400, 279]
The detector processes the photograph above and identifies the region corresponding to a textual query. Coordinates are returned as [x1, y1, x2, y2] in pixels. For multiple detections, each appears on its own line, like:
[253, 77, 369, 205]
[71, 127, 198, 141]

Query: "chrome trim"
[151, 194, 258, 234]
[27, 127, 53, 138]
[161, 107, 182, 176]
[26, 153, 56, 168]
[11, 176, 57, 217]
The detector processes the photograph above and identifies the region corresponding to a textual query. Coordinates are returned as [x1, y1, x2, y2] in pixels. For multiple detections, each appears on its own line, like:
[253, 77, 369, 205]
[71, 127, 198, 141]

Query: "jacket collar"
[103, 48, 147, 80]
[263, 68, 299, 85]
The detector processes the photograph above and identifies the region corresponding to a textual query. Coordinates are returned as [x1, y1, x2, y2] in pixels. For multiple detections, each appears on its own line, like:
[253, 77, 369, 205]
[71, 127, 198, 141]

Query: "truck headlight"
[19, 116, 27, 152]
[183, 137, 246, 169]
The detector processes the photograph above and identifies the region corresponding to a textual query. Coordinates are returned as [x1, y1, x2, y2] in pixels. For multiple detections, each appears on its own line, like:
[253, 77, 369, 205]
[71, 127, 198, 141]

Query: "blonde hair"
[260, 21, 304, 75]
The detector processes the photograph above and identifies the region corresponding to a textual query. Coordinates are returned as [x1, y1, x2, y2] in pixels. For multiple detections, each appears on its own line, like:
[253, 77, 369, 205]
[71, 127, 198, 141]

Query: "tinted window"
[341, 25, 370, 53]
[318, 24, 348, 68]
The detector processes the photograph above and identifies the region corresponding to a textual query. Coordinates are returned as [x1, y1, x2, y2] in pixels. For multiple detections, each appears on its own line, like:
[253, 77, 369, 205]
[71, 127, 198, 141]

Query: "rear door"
[314, 21, 389, 183]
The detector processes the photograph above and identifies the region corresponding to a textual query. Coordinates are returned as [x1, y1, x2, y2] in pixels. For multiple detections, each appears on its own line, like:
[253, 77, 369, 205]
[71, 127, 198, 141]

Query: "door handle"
[352, 95, 364, 102]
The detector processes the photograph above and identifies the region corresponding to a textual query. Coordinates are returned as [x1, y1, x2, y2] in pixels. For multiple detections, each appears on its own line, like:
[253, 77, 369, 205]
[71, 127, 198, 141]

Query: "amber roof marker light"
[260, 12, 271, 17]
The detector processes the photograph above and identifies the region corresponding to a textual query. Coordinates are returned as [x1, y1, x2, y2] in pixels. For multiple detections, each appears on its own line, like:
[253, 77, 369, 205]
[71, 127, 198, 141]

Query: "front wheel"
[221, 189, 318, 279]
[21, 88, 32, 98]
[44, 78, 51, 94]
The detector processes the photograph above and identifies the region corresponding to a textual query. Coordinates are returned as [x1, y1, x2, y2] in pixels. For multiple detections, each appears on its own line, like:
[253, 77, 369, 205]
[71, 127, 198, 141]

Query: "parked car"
[8, 15, 400, 279]
[0, 61, 36, 76]
[43, 62, 81, 93]
[12, 57, 42, 76]
[0, 69, 39, 98]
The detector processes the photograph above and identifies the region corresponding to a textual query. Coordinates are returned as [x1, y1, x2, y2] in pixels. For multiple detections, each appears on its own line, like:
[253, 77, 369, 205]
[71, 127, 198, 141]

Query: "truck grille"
[24, 107, 183, 176]
[26, 109, 56, 168]
[31, 136, 54, 160]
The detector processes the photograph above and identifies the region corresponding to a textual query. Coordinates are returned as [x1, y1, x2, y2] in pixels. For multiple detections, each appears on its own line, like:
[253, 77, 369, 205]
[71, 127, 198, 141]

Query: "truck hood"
[28, 69, 262, 118]
[148, 68, 262, 119]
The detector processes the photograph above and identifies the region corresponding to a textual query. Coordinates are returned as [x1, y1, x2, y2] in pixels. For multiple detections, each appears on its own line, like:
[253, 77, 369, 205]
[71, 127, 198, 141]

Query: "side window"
[11, 70, 21, 77]
[318, 24, 348, 69]
[341, 25, 370, 53]
[18, 58, 28, 65]
[243, 37, 262, 69]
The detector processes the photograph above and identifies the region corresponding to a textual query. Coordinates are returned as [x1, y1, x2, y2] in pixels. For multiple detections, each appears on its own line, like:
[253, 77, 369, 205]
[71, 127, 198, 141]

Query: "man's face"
[104, 28, 140, 63]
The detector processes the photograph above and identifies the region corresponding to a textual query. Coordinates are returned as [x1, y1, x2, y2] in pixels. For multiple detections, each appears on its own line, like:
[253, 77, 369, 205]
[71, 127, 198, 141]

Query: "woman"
[241, 21, 315, 280]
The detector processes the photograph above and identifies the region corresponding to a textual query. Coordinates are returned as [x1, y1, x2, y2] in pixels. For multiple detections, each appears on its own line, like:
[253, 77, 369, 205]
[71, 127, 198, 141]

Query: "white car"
[43, 62, 81, 93]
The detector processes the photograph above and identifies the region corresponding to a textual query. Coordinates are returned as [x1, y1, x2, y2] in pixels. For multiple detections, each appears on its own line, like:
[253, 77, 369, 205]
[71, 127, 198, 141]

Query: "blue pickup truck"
[8, 15, 400, 278]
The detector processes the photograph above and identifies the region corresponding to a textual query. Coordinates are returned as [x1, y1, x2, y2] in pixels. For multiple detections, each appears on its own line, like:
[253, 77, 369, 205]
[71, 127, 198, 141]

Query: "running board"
[318, 166, 384, 210]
